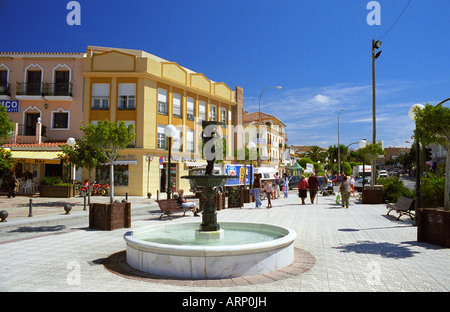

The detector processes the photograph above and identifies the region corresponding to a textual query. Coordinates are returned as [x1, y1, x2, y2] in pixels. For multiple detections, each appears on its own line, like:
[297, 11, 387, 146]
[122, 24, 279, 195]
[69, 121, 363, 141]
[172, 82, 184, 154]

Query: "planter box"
[362, 185, 384, 204]
[40, 184, 75, 198]
[89, 202, 131, 231]
[417, 208, 450, 248]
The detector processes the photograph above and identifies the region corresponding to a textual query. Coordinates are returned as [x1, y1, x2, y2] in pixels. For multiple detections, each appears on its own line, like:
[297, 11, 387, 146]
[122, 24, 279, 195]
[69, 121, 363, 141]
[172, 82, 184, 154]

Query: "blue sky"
[1, 0, 449, 149]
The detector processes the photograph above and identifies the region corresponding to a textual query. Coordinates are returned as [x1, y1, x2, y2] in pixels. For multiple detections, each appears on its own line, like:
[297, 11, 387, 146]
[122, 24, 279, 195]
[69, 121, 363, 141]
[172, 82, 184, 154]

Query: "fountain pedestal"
[183, 174, 229, 234]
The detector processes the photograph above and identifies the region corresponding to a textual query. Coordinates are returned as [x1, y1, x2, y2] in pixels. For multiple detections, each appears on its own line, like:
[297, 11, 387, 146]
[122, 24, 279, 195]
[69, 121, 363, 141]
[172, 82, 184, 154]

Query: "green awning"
[289, 162, 304, 170]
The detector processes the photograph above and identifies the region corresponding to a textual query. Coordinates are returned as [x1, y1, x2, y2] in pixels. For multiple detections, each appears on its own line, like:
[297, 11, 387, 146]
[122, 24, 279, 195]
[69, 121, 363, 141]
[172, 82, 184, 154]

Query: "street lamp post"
[409, 103, 425, 225]
[247, 142, 256, 191]
[258, 86, 282, 167]
[337, 109, 345, 175]
[372, 39, 382, 184]
[164, 124, 178, 199]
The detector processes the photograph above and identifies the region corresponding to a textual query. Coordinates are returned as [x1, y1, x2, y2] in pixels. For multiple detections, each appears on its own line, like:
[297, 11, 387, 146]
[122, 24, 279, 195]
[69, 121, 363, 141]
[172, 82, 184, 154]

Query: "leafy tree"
[0, 106, 14, 173]
[0, 106, 14, 145]
[413, 103, 450, 210]
[361, 143, 385, 185]
[82, 120, 135, 203]
[60, 137, 107, 205]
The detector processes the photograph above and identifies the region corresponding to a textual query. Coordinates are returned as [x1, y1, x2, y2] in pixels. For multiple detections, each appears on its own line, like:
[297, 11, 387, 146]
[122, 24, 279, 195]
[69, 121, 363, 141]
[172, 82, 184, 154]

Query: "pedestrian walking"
[282, 173, 289, 198]
[298, 175, 309, 205]
[263, 181, 273, 208]
[7, 170, 18, 198]
[253, 174, 262, 208]
[274, 172, 280, 199]
[308, 172, 320, 204]
[339, 176, 351, 208]
[349, 176, 355, 196]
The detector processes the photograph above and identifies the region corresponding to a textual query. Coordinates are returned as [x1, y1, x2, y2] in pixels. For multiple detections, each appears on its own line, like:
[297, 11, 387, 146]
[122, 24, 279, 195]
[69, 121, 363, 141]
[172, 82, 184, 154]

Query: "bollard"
[0, 210, 8, 222]
[28, 198, 33, 217]
[83, 194, 87, 211]
[125, 192, 128, 202]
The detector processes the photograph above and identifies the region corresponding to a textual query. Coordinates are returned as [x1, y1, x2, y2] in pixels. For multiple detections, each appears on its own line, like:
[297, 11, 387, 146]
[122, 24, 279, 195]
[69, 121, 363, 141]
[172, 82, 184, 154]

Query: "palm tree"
[305, 145, 327, 162]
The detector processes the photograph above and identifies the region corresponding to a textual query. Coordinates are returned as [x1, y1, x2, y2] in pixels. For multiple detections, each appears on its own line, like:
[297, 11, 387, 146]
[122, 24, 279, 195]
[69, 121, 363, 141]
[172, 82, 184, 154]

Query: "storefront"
[10, 150, 64, 181]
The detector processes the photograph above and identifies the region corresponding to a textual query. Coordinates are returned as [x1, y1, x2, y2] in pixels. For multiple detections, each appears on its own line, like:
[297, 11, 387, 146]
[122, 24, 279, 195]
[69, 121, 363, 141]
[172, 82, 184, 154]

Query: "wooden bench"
[386, 196, 415, 220]
[156, 199, 191, 220]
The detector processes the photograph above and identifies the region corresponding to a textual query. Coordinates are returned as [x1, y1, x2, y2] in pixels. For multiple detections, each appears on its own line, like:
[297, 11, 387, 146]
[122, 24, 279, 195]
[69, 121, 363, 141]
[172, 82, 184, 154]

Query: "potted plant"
[413, 102, 450, 247]
[40, 176, 75, 198]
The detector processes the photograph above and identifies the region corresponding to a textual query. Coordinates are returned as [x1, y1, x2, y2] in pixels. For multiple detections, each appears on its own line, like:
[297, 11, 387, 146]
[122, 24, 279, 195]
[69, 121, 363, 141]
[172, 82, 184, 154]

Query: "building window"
[95, 164, 129, 186]
[157, 125, 166, 149]
[51, 109, 70, 130]
[118, 83, 136, 110]
[221, 108, 227, 127]
[199, 100, 206, 122]
[158, 88, 168, 114]
[92, 83, 110, 110]
[26, 70, 42, 95]
[187, 129, 194, 153]
[173, 93, 182, 118]
[54, 70, 71, 96]
[187, 97, 195, 121]
[209, 104, 217, 121]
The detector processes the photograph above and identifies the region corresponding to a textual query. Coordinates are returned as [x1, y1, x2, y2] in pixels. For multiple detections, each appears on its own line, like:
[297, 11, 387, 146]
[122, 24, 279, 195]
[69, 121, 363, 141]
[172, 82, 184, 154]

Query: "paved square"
[0, 192, 449, 292]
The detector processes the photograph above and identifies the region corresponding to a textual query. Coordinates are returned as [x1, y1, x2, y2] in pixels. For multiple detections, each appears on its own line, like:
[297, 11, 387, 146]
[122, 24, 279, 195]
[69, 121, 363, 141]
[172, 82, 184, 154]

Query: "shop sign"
[1, 100, 19, 113]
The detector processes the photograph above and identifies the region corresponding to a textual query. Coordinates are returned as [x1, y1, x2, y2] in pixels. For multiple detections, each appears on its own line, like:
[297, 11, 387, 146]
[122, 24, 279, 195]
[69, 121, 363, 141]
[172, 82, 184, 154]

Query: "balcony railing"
[0, 83, 11, 96]
[18, 124, 47, 136]
[44, 82, 73, 97]
[16, 82, 73, 97]
[16, 82, 43, 96]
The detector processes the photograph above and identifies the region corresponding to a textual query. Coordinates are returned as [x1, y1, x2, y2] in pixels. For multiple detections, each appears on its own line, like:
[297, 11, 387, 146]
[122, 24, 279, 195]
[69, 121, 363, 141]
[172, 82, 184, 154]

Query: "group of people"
[252, 172, 291, 209]
[296, 173, 321, 205]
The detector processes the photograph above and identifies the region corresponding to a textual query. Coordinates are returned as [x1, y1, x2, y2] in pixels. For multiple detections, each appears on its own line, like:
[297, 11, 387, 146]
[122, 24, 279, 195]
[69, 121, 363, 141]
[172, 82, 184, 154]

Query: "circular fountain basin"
[124, 221, 297, 279]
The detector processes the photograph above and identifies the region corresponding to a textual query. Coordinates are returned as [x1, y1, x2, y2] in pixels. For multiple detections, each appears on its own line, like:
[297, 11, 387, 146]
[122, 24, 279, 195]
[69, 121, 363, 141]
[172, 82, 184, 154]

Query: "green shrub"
[378, 176, 413, 203]
[421, 174, 445, 208]
[40, 176, 63, 186]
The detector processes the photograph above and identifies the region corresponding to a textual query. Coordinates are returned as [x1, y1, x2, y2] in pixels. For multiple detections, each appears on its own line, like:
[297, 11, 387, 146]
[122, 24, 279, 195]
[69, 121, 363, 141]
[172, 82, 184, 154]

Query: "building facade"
[1, 51, 85, 182]
[82, 46, 243, 196]
[242, 111, 287, 172]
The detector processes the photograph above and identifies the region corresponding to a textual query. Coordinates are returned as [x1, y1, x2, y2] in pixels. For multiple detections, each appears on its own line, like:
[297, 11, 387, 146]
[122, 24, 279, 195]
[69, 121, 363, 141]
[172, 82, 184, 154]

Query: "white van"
[254, 167, 277, 182]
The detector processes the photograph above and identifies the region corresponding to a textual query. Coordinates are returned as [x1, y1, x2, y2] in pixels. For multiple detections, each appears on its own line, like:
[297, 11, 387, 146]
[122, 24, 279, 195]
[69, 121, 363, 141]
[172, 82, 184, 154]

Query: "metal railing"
[16, 82, 73, 97]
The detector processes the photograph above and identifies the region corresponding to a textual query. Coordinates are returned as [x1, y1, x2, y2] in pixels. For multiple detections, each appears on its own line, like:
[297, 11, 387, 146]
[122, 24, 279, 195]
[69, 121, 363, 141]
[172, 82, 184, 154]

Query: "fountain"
[124, 121, 297, 279]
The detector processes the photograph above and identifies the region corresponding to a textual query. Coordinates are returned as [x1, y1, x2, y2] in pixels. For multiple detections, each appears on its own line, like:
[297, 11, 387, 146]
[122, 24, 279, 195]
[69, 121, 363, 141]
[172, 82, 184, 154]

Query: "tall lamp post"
[258, 86, 282, 167]
[247, 141, 256, 190]
[337, 108, 345, 175]
[164, 124, 178, 199]
[66, 137, 76, 183]
[408, 103, 425, 225]
[371, 39, 382, 185]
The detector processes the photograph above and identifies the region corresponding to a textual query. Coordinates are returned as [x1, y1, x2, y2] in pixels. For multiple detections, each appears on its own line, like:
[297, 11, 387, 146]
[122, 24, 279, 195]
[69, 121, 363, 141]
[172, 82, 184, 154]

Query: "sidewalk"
[0, 190, 449, 292]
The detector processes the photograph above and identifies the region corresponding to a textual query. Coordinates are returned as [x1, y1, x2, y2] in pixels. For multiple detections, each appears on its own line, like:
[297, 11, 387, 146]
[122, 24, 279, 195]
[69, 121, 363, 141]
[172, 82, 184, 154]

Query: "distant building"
[242, 111, 287, 171]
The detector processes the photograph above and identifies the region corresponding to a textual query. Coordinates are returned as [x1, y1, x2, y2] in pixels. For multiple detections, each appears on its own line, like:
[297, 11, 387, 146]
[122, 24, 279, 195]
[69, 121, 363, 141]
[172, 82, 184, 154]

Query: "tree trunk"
[110, 161, 115, 204]
[445, 144, 449, 211]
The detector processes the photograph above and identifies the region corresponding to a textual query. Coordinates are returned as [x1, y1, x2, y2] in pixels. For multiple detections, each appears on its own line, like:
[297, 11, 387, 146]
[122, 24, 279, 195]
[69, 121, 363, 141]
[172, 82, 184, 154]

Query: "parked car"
[378, 170, 388, 178]
[355, 178, 371, 192]
[288, 176, 301, 190]
[331, 175, 345, 185]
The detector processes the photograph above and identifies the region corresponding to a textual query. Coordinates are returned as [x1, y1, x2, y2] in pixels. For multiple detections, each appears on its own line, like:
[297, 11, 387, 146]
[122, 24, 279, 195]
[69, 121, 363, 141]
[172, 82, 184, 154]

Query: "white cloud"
[243, 81, 418, 148]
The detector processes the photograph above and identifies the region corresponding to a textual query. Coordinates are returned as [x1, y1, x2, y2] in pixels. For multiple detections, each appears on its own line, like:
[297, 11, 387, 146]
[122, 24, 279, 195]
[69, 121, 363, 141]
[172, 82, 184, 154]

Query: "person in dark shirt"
[308, 173, 320, 204]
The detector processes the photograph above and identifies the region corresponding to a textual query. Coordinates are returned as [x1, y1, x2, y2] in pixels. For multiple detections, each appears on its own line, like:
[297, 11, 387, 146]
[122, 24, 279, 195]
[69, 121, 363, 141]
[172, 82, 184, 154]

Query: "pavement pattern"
[0, 190, 449, 292]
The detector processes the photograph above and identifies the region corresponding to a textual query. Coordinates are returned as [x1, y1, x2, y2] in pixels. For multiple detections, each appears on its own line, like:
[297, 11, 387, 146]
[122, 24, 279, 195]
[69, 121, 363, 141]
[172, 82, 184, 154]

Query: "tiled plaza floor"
[0, 191, 449, 293]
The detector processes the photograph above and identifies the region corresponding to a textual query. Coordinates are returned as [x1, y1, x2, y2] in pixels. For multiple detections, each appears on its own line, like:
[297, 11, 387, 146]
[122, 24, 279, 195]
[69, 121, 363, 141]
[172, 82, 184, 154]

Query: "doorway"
[25, 113, 40, 135]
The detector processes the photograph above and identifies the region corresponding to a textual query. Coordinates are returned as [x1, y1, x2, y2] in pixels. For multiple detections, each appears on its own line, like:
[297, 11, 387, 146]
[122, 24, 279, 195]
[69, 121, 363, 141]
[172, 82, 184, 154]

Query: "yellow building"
[82, 46, 243, 197]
